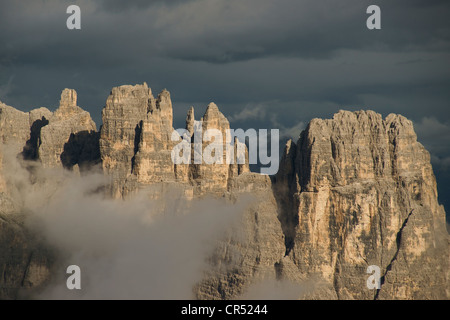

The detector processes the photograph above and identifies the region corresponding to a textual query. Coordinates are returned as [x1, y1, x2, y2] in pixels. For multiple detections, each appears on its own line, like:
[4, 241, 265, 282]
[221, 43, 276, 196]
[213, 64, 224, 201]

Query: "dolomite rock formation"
[100, 83, 154, 198]
[0, 211, 54, 299]
[0, 151, 4, 193]
[133, 89, 177, 185]
[272, 110, 449, 299]
[0, 89, 99, 173]
[0, 103, 28, 139]
[99, 84, 185, 198]
[0, 101, 34, 156]
[0, 86, 447, 300]
[38, 89, 98, 170]
[100, 83, 249, 198]
[0, 101, 53, 193]
[0, 102, 25, 193]
[188, 103, 250, 195]
[0, 90, 97, 299]
[194, 172, 297, 299]
[190, 103, 232, 194]
[193, 110, 448, 300]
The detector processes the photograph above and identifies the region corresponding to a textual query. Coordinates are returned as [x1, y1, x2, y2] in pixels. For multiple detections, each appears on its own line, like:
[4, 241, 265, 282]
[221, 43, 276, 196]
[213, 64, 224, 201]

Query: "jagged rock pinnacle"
[0, 87, 447, 300]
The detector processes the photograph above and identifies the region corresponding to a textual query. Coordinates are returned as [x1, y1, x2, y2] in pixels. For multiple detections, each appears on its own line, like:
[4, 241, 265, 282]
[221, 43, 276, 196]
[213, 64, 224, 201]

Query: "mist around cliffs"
[1, 143, 309, 299]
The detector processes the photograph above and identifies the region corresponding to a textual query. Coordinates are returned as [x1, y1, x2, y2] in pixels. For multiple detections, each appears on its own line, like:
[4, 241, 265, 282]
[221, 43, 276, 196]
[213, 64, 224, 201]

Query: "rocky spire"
[100, 83, 152, 198]
[186, 106, 195, 135]
[100, 84, 251, 198]
[0, 86, 448, 300]
[60, 88, 77, 107]
[53, 88, 82, 118]
[39, 88, 97, 169]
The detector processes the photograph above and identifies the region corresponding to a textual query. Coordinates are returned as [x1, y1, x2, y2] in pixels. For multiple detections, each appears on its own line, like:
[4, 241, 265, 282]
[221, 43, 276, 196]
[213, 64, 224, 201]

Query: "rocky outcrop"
[190, 103, 232, 194]
[38, 89, 98, 171]
[194, 110, 448, 300]
[0, 89, 99, 172]
[0, 86, 447, 300]
[0, 151, 4, 193]
[22, 108, 52, 161]
[0, 101, 52, 193]
[0, 101, 32, 156]
[272, 110, 449, 299]
[99, 83, 153, 198]
[0, 104, 28, 141]
[0, 211, 54, 299]
[133, 89, 177, 185]
[0, 90, 98, 299]
[195, 173, 287, 299]
[100, 83, 249, 198]
[187, 103, 250, 195]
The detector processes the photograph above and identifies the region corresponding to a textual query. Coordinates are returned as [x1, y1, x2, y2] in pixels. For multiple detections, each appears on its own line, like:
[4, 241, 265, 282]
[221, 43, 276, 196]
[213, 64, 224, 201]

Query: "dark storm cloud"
[1, 0, 449, 67]
[97, 0, 195, 12]
[119, 0, 449, 63]
[148, 0, 450, 63]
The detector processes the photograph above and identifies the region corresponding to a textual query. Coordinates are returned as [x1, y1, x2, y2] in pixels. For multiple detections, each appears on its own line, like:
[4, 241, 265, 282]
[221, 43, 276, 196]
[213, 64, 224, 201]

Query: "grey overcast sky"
[1, 0, 449, 212]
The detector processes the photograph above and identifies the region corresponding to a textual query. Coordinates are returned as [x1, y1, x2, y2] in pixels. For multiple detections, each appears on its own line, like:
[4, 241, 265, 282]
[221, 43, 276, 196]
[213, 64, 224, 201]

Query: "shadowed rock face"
[0, 211, 55, 299]
[38, 89, 98, 170]
[0, 86, 447, 300]
[0, 90, 99, 171]
[60, 131, 101, 171]
[22, 116, 49, 161]
[0, 90, 99, 299]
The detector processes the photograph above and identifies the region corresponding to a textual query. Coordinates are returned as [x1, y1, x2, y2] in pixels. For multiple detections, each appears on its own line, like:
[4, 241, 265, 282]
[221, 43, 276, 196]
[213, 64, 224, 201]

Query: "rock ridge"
[0, 87, 447, 300]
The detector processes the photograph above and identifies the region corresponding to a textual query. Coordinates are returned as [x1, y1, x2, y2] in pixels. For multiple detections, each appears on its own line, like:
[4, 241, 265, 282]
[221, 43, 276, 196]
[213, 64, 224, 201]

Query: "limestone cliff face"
[133, 89, 177, 185]
[195, 173, 292, 299]
[0, 211, 54, 299]
[273, 110, 448, 299]
[39, 89, 98, 170]
[99, 83, 153, 198]
[0, 151, 4, 193]
[0, 102, 28, 193]
[195, 110, 448, 300]
[0, 101, 34, 156]
[188, 103, 250, 195]
[0, 90, 97, 299]
[99, 83, 249, 198]
[0, 89, 98, 172]
[0, 87, 447, 300]
[99, 84, 182, 198]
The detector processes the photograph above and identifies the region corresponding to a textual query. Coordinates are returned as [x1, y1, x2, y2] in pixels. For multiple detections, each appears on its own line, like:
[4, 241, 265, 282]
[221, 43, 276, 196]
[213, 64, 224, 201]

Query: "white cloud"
[269, 114, 305, 140]
[414, 117, 450, 168]
[229, 104, 267, 122]
[279, 121, 306, 140]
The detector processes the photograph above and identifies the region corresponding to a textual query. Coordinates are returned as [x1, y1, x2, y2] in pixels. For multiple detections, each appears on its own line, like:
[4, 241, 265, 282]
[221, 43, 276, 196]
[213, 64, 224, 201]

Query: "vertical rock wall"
[273, 110, 448, 299]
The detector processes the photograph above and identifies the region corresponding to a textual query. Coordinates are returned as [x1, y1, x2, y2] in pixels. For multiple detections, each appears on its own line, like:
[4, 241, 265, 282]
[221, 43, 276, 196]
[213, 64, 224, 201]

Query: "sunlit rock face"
[99, 83, 249, 199]
[272, 110, 448, 299]
[0, 86, 447, 300]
